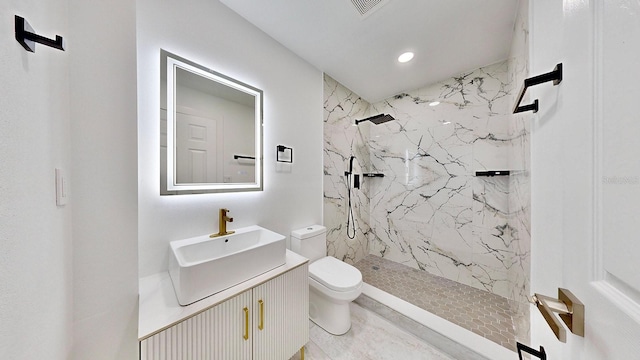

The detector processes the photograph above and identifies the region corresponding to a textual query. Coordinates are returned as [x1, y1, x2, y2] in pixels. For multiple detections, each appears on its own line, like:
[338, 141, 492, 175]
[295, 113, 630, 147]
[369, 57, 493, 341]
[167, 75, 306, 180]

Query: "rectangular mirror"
[160, 50, 263, 194]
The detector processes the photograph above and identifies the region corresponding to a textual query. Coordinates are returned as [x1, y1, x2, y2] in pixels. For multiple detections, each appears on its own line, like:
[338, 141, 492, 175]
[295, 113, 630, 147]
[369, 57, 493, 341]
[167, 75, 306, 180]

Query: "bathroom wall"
[137, 0, 324, 277]
[323, 75, 371, 264]
[506, 0, 531, 344]
[507, 0, 531, 308]
[1, 0, 139, 359]
[1, 1, 72, 358]
[367, 61, 516, 299]
[69, 1, 139, 358]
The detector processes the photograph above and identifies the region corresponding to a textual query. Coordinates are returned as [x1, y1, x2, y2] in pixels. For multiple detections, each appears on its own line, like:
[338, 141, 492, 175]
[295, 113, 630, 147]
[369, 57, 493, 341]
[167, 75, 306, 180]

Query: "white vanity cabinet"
[140, 290, 253, 359]
[252, 265, 308, 360]
[139, 251, 309, 360]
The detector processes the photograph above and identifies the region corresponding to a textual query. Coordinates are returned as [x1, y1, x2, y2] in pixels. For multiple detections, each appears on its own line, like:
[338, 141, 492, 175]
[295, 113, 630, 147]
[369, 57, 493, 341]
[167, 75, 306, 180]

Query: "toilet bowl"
[291, 225, 363, 335]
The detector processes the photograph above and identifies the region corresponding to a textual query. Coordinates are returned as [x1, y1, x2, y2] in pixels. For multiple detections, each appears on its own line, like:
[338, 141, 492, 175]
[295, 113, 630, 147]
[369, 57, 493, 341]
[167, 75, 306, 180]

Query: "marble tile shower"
[324, 0, 531, 352]
[323, 6, 531, 342]
[366, 61, 515, 300]
[323, 60, 528, 299]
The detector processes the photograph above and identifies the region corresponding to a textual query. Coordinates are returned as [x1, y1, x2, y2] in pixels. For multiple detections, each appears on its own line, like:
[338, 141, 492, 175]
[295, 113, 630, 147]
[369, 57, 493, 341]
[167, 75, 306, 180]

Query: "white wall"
[137, 0, 324, 277]
[1, 0, 139, 359]
[0, 1, 72, 358]
[69, 0, 139, 358]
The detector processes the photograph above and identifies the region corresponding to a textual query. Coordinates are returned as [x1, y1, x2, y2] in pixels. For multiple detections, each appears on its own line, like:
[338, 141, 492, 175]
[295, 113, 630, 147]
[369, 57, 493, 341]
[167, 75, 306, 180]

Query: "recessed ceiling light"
[429, 101, 440, 107]
[398, 52, 414, 63]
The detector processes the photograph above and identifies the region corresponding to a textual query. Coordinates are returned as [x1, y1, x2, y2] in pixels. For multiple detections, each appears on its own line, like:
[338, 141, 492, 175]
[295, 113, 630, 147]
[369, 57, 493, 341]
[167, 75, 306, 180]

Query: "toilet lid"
[309, 256, 362, 292]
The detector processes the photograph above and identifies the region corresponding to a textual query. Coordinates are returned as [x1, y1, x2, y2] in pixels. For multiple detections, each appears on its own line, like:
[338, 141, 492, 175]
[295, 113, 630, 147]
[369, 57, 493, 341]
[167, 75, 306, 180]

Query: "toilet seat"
[309, 256, 362, 292]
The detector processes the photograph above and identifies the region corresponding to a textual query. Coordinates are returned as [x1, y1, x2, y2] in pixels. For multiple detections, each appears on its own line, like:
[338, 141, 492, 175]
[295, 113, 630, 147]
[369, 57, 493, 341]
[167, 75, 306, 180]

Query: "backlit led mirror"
[160, 50, 263, 194]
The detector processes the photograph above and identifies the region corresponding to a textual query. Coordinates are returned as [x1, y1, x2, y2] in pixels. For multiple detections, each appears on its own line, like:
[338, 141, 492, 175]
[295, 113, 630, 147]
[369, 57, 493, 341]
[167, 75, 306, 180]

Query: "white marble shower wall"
[365, 61, 517, 299]
[507, 0, 532, 308]
[323, 75, 371, 264]
[323, 58, 530, 305]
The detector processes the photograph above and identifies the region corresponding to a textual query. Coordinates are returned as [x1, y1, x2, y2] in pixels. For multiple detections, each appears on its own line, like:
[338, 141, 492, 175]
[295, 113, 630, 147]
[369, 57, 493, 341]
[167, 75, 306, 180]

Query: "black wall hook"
[15, 15, 65, 53]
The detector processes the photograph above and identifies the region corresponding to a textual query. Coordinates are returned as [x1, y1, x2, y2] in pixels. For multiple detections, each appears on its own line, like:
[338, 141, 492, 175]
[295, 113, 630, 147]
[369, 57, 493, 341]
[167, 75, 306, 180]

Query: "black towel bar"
[513, 63, 562, 114]
[517, 343, 546, 360]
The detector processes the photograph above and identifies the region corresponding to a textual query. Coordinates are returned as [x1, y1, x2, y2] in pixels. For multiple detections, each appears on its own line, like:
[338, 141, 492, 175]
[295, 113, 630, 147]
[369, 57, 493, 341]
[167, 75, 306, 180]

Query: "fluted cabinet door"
[140, 290, 252, 360]
[252, 264, 309, 360]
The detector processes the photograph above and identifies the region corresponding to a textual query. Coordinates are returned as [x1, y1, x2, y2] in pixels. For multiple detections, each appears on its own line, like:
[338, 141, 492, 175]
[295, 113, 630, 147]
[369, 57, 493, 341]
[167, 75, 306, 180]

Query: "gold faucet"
[210, 208, 235, 238]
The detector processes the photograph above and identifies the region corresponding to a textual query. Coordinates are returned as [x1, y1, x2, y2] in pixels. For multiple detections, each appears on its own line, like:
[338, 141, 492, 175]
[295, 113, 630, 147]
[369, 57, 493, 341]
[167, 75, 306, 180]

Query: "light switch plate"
[55, 168, 68, 206]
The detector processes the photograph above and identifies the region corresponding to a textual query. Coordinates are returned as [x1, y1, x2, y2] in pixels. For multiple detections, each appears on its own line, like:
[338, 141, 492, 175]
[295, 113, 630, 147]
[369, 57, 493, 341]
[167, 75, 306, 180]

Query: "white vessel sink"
[169, 225, 286, 305]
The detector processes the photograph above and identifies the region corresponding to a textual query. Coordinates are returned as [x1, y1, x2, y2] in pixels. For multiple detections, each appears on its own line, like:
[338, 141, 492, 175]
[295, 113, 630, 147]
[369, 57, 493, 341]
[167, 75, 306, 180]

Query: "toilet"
[290, 225, 363, 335]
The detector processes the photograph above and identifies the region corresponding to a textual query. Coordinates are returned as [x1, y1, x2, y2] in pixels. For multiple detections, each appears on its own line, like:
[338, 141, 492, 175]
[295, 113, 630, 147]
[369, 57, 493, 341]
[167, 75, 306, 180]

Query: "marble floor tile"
[291, 303, 455, 360]
[288, 321, 332, 360]
[354, 295, 490, 360]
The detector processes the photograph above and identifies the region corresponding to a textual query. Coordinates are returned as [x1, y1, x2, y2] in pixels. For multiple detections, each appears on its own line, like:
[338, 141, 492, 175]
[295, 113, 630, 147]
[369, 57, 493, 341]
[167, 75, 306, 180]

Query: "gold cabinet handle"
[258, 299, 264, 330]
[243, 307, 249, 340]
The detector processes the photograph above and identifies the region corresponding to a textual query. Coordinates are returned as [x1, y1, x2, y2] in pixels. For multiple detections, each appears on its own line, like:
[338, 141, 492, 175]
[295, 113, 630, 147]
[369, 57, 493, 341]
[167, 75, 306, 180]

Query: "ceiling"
[219, 0, 520, 103]
[177, 68, 256, 107]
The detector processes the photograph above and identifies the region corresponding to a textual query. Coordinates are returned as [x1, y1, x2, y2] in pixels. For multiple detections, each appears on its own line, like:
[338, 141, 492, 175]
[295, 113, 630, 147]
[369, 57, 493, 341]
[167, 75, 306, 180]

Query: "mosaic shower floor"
[353, 254, 522, 351]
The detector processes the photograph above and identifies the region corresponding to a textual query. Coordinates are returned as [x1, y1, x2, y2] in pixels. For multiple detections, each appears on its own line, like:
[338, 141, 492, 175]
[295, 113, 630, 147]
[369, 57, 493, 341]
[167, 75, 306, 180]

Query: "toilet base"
[308, 284, 356, 335]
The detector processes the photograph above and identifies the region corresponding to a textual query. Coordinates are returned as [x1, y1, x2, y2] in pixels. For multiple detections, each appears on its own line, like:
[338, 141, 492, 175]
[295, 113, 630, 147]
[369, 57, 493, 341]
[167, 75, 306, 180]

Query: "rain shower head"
[355, 113, 396, 125]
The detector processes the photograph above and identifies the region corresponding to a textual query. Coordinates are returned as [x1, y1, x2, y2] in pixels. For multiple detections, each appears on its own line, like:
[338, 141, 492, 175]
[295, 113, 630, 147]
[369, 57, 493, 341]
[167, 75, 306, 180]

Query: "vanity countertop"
[138, 249, 308, 340]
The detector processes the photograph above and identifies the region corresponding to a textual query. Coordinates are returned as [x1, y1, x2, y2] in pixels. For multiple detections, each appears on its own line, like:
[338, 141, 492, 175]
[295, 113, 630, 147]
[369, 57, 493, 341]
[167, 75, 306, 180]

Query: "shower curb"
[355, 284, 517, 360]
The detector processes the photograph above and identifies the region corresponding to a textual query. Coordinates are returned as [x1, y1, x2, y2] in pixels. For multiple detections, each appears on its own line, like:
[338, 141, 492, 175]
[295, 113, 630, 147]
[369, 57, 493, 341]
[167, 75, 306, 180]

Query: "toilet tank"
[290, 225, 326, 262]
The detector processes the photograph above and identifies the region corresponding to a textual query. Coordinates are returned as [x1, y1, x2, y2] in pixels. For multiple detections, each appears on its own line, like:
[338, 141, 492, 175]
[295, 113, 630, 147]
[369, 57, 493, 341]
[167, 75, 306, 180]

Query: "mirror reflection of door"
[175, 112, 223, 184]
[161, 50, 263, 194]
[175, 67, 256, 185]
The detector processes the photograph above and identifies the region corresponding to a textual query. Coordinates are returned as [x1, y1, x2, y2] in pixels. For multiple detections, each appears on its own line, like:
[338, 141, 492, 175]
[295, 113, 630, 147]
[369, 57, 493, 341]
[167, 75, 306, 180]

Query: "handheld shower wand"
[346, 156, 356, 239]
[345, 156, 355, 175]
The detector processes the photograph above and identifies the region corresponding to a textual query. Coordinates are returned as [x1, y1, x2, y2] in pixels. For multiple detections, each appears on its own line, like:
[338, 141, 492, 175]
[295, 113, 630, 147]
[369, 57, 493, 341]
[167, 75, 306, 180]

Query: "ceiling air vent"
[350, 0, 391, 18]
